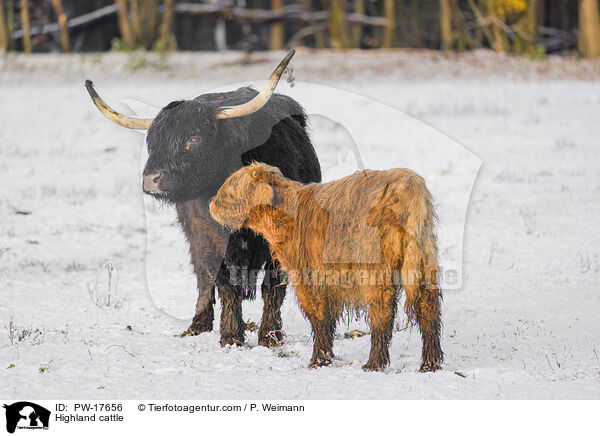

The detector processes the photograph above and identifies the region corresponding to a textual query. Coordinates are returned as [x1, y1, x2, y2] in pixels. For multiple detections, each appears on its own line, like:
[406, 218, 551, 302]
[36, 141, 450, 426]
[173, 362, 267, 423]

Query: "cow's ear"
[255, 182, 274, 206]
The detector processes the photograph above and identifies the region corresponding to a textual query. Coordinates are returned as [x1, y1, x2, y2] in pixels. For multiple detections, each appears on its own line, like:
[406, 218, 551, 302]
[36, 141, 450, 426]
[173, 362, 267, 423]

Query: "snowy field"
[1, 50, 599, 399]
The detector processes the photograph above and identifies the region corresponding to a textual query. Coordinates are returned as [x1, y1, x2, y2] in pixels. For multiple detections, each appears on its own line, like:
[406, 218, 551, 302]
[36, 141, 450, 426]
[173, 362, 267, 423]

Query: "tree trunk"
[158, 0, 176, 51]
[304, 0, 325, 48]
[449, 0, 476, 50]
[0, 0, 7, 51]
[580, 0, 600, 57]
[141, 0, 159, 49]
[352, 0, 364, 47]
[51, 0, 70, 52]
[270, 0, 284, 50]
[382, 0, 395, 48]
[326, 0, 350, 48]
[486, 0, 507, 52]
[114, 0, 135, 49]
[410, 0, 422, 47]
[131, 0, 141, 44]
[440, 0, 453, 50]
[20, 0, 31, 53]
[559, 0, 569, 36]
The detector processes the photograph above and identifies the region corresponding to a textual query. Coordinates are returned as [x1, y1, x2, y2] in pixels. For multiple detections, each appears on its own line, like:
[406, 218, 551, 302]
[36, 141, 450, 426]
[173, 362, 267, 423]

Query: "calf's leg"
[308, 316, 336, 368]
[416, 285, 443, 372]
[363, 287, 397, 371]
[296, 287, 336, 367]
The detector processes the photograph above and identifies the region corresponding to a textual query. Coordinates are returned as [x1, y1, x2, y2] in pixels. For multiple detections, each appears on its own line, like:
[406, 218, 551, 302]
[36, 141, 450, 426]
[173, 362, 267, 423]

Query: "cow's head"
[85, 50, 295, 203]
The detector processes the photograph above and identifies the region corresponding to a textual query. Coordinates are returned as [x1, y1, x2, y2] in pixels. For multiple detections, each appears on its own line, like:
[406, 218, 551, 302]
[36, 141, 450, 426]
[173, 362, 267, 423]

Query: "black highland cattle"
[85, 51, 321, 346]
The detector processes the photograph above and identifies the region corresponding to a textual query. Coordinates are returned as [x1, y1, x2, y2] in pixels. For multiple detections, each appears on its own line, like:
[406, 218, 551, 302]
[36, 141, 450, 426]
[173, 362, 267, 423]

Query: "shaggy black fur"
[143, 87, 321, 345]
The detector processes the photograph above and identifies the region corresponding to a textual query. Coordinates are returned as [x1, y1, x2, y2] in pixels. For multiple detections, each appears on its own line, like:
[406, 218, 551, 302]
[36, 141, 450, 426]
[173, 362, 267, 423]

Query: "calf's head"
[209, 163, 284, 230]
[84, 51, 295, 203]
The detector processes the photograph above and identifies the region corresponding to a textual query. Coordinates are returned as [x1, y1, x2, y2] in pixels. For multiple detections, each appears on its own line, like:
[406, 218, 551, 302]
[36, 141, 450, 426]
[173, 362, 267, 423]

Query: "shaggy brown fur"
[209, 162, 443, 372]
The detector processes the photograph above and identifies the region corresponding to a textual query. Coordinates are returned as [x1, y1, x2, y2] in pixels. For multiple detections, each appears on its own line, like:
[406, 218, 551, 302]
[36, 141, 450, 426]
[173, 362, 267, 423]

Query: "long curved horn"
[84, 80, 154, 130]
[216, 49, 295, 120]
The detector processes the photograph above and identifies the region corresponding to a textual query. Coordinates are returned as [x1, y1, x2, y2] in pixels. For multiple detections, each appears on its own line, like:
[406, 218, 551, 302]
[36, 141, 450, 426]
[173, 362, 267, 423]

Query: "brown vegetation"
[0, 1, 594, 56]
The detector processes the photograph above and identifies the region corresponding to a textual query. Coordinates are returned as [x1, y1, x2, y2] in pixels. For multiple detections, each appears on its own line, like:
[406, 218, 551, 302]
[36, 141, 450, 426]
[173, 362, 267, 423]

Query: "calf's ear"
[255, 182, 275, 206]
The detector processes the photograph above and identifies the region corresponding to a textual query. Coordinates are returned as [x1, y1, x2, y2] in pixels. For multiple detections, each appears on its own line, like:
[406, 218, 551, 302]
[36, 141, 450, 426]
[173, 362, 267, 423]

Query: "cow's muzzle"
[143, 172, 164, 194]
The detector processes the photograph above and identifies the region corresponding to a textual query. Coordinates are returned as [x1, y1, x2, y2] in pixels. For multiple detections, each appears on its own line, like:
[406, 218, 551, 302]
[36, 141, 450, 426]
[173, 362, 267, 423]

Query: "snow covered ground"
[1, 50, 599, 399]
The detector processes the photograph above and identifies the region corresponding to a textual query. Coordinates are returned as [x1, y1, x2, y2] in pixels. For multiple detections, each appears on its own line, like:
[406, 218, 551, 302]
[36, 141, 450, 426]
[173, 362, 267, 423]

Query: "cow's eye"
[185, 136, 203, 150]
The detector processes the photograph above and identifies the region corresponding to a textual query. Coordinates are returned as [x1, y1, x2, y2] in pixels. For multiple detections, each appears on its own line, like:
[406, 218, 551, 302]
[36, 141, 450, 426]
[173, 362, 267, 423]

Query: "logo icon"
[3, 402, 50, 434]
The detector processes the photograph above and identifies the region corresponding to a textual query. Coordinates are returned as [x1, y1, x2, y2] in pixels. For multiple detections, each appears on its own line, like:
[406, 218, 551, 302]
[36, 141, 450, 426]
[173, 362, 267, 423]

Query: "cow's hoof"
[362, 360, 385, 372]
[178, 324, 211, 337]
[419, 361, 441, 373]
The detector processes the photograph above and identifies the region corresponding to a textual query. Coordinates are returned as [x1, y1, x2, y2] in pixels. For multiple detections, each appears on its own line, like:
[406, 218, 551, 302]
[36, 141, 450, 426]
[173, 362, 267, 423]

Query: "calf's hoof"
[308, 355, 333, 369]
[219, 334, 245, 347]
[258, 329, 284, 348]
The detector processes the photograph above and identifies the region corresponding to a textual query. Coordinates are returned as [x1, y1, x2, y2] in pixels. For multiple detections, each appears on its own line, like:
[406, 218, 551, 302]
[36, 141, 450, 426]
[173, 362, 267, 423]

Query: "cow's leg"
[181, 286, 215, 336]
[258, 259, 286, 347]
[416, 285, 443, 372]
[363, 287, 397, 371]
[216, 262, 245, 346]
[175, 200, 228, 337]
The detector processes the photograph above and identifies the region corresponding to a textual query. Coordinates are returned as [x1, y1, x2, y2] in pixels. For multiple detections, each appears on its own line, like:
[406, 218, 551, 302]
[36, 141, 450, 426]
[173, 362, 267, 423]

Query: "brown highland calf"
[209, 162, 442, 372]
